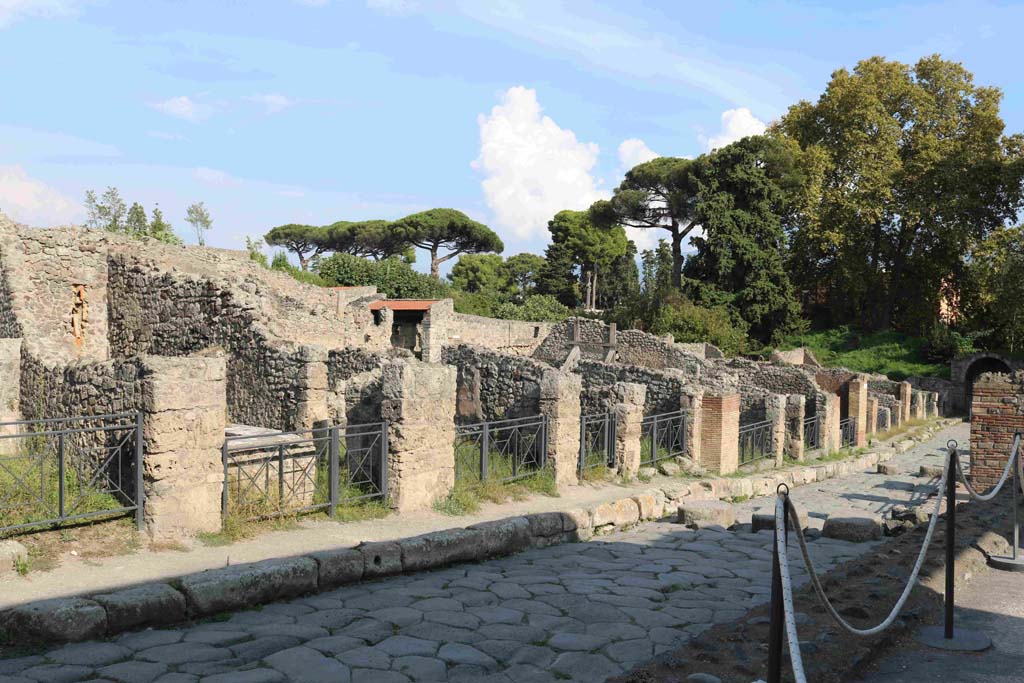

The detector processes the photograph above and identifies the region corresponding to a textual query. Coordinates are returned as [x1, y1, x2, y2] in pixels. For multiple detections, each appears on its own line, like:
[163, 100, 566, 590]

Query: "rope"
[775, 495, 808, 683]
[954, 434, 1020, 502]
[781, 446, 950, 637]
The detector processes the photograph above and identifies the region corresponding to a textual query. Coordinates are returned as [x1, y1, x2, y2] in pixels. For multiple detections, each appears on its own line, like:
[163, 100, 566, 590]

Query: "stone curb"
[0, 418, 951, 644]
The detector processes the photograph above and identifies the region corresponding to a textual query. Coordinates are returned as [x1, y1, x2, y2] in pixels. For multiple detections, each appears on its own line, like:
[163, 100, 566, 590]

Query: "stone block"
[560, 508, 593, 542]
[751, 508, 808, 532]
[822, 514, 883, 542]
[467, 516, 531, 557]
[632, 490, 666, 520]
[525, 512, 564, 539]
[91, 583, 186, 633]
[178, 557, 318, 616]
[657, 461, 681, 476]
[877, 463, 899, 475]
[358, 541, 403, 578]
[676, 500, 735, 528]
[638, 466, 657, 479]
[0, 598, 107, 642]
[920, 465, 944, 478]
[309, 548, 363, 589]
[591, 498, 640, 528]
[398, 528, 482, 572]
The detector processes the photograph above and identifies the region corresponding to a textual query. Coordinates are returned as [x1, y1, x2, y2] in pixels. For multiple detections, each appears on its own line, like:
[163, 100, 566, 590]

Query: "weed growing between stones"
[434, 465, 558, 516]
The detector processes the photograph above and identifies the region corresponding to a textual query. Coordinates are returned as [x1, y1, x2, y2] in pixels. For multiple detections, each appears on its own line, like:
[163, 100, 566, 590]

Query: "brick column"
[898, 381, 912, 424]
[866, 396, 879, 435]
[969, 371, 1024, 488]
[699, 393, 739, 475]
[681, 387, 703, 465]
[766, 394, 787, 466]
[612, 382, 645, 479]
[785, 394, 806, 461]
[140, 355, 226, 542]
[0, 339, 21, 456]
[821, 393, 842, 453]
[848, 374, 868, 447]
[540, 369, 582, 489]
[380, 359, 456, 512]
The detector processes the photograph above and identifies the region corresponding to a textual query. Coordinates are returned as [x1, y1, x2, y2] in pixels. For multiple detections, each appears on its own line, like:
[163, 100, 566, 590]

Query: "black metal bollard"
[944, 441, 956, 640]
[767, 484, 790, 683]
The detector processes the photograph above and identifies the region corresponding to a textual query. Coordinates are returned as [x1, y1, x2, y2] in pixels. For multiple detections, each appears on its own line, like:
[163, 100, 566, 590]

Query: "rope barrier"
[954, 434, 1020, 502]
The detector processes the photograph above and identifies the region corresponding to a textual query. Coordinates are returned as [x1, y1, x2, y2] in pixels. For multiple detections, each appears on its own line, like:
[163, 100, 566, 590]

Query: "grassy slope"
[782, 327, 948, 380]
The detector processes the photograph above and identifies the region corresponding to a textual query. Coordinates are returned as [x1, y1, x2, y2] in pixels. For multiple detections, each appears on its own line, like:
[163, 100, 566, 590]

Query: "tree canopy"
[264, 224, 327, 271]
[391, 208, 504, 278]
[545, 209, 628, 310]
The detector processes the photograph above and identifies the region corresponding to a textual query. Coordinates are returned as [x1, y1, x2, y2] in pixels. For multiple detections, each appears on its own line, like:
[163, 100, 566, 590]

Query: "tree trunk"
[430, 247, 440, 279]
[297, 252, 308, 271]
[592, 263, 599, 310]
[670, 220, 683, 289]
[583, 267, 593, 310]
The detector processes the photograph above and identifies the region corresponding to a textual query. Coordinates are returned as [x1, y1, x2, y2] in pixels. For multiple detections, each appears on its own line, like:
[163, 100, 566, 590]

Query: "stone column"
[898, 381, 912, 424]
[785, 394, 806, 461]
[878, 406, 891, 432]
[421, 300, 454, 363]
[680, 387, 703, 465]
[140, 355, 226, 542]
[612, 382, 645, 479]
[928, 391, 940, 417]
[766, 394, 787, 466]
[866, 396, 879, 435]
[539, 369, 582, 489]
[969, 371, 1024, 488]
[699, 393, 740, 475]
[380, 359, 456, 512]
[848, 374, 869, 447]
[0, 339, 21, 456]
[294, 347, 329, 431]
[821, 393, 842, 453]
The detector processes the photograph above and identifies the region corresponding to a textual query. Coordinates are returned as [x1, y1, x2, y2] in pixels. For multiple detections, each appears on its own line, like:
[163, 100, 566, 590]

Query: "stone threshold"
[0, 418, 956, 645]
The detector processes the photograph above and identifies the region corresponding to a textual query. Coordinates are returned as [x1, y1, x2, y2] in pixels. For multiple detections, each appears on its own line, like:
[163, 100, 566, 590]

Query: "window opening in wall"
[70, 284, 87, 347]
[533, 326, 540, 338]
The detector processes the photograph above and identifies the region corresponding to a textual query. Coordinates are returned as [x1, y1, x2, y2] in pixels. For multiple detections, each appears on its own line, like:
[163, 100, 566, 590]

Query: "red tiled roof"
[368, 299, 440, 311]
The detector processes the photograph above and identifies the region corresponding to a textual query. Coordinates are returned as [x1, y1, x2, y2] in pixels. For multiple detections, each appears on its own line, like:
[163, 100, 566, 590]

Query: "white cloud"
[0, 0, 80, 29]
[617, 138, 659, 173]
[149, 95, 215, 123]
[0, 165, 81, 225]
[193, 167, 242, 187]
[473, 86, 608, 240]
[700, 107, 766, 152]
[245, 93, 296, 115]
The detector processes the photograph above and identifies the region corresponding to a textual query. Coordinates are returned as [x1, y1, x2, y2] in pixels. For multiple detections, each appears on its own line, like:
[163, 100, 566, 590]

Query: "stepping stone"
[822, 513, 883, 542]
[920, 465, 944, 478]
[877, 463, 899, 475]
[751, 508, 808, 533]
[676, 500, 735, 528]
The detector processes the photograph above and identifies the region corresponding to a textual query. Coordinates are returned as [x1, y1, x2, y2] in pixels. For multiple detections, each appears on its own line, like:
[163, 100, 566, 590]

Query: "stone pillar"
[140, 355, 226, 542]
[898, 382, 912, 424]
[612, 382, 645, 479]
[0, 339, 21, 456]
[421, 300, 453, 363]
[680, 387, 703, 465]
[785, 394, 806, 461]
[540, 369, 581, 489]
[699, 393, 740, 475]
[877, 406, 891, 432]
[821, 393, 842, 453]
[294, 347, 329, 430]
[848, 374, 869, 447]
[765, 394, 787, 466]
[380, 359, 456, 512]
[866, 397, 879, 435]
[969, 371, 1024, 489]
[929, 391, 940, 417]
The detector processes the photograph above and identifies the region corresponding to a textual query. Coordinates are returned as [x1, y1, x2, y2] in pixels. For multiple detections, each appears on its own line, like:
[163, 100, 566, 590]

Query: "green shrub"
[317, 253, 450, 299]
[647, 294, 751, 356]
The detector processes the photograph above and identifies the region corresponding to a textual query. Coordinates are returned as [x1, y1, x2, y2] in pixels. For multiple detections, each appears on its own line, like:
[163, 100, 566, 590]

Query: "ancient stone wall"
[0, 258, 21, 340]
[714, 358, 825, 419]
[532, 317, 706, 372]
[445, 311, 553, 357]
[969, 371, 1024, 488]
[908, 375, 954, 415]
[327, 348, 389, 389]
[574, 359, 691, 416]
[441, 344, 550, 422]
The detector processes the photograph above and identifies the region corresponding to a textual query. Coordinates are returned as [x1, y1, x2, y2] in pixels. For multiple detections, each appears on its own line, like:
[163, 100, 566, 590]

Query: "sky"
[1, 0, 1023, 272]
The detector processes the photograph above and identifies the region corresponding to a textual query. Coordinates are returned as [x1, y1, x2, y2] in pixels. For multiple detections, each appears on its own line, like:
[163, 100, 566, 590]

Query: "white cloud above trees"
[617, 138, 659, 172]
[0, 165, 81, 225]
[700, 107, 766, 151]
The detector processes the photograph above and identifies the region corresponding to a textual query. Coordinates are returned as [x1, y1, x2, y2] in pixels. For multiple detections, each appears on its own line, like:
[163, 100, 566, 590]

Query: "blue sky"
[2, 0, 1023, 271]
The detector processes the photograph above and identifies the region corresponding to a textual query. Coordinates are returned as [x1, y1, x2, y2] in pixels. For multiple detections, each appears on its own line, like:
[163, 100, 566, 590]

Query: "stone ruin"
[0, 216, 944, 541]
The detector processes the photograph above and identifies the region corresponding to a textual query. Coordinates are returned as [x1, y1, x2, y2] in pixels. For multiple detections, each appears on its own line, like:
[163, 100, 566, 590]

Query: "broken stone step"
[876, 463, 899, 475]
[919, 464, 944, 478]
[822, 513, 883, 542]
[676, 500, 735, 529]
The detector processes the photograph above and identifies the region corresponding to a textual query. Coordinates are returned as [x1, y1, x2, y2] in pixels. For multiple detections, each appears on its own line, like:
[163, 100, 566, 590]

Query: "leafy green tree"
[324, 220, 413, 261]
[596, 240, 640, 310]
[391, 208, 504, 279]
[317, 253, 450, 299]
[493, 294, 571, 323]
[449, 253, 505, 293]
[547, 209, 628, 310]
[185, 201, 213, 246]
[778, 54, 1024, 331]
[962, 226, 1024, 352]
[683, 135, 806, 344]
[148, 205, 182, 245]
[245, 236, 269, 267]
[125, 202, 148, 237]
[84, 186, 127, 232]
[535, 240, 579, 308]
[264, 223, 327, 271]
[596, 157, 700, 288]
[501, 253, 546, 303]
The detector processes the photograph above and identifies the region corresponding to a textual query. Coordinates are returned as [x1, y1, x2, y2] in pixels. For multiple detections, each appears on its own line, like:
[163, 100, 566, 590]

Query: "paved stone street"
[0, 423, 966, 683]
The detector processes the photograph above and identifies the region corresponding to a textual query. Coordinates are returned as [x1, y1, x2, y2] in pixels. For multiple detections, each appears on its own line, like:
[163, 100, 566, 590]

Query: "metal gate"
[803, 414, 821, 450]
[222, 422, 388, 521]
[0, 412, 143, 535]
[640, 410, 688, 466]
[579, 412, 614, 476]
[454, 415, 548, 485]
[739, 419, 772, 465]
[840, 417, 856, 447]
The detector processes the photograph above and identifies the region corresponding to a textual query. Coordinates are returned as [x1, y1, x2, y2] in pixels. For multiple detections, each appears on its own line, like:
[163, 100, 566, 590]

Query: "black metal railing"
[739, 419, 773, 465]
[579, 412, 615, 476]
[0, 412, 143, 535]
[803, 414, 821, 450]
[454, 415, 548, 485]
[640, 410, 688, 466]
[222, 421, 388, 521]
[840, 416, 857, 447]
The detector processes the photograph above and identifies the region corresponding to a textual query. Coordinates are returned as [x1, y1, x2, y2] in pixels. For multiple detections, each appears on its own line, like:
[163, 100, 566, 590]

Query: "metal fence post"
[944, 444, 956, 640]
[277, 444, 285, 507]
[480, 421, 490, 482]
[578, 414, 586, 478]
[767, 486, 789, 683]
[328, 426, 339, 518]
[651, 413, 658, 463]
[221, 439, 229, 521]
[134, 410, 144, 531]
[380, 420, 389, 502]
[57, 432, 66, 520]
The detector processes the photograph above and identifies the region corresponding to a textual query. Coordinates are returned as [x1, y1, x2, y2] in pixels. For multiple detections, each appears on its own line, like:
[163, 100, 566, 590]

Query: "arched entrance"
[965, 356, 1012, 416]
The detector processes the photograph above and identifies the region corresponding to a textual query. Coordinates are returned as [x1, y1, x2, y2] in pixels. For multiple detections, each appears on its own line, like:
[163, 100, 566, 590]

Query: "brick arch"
[952, 352, 1020, 415]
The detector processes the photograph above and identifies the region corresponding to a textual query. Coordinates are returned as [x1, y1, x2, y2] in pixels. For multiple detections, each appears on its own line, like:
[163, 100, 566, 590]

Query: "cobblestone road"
[0, 423, 966, 683]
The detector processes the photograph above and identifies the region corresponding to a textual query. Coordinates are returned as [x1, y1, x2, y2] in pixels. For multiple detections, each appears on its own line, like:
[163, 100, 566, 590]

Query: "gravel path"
[0, 422, 967, 683]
